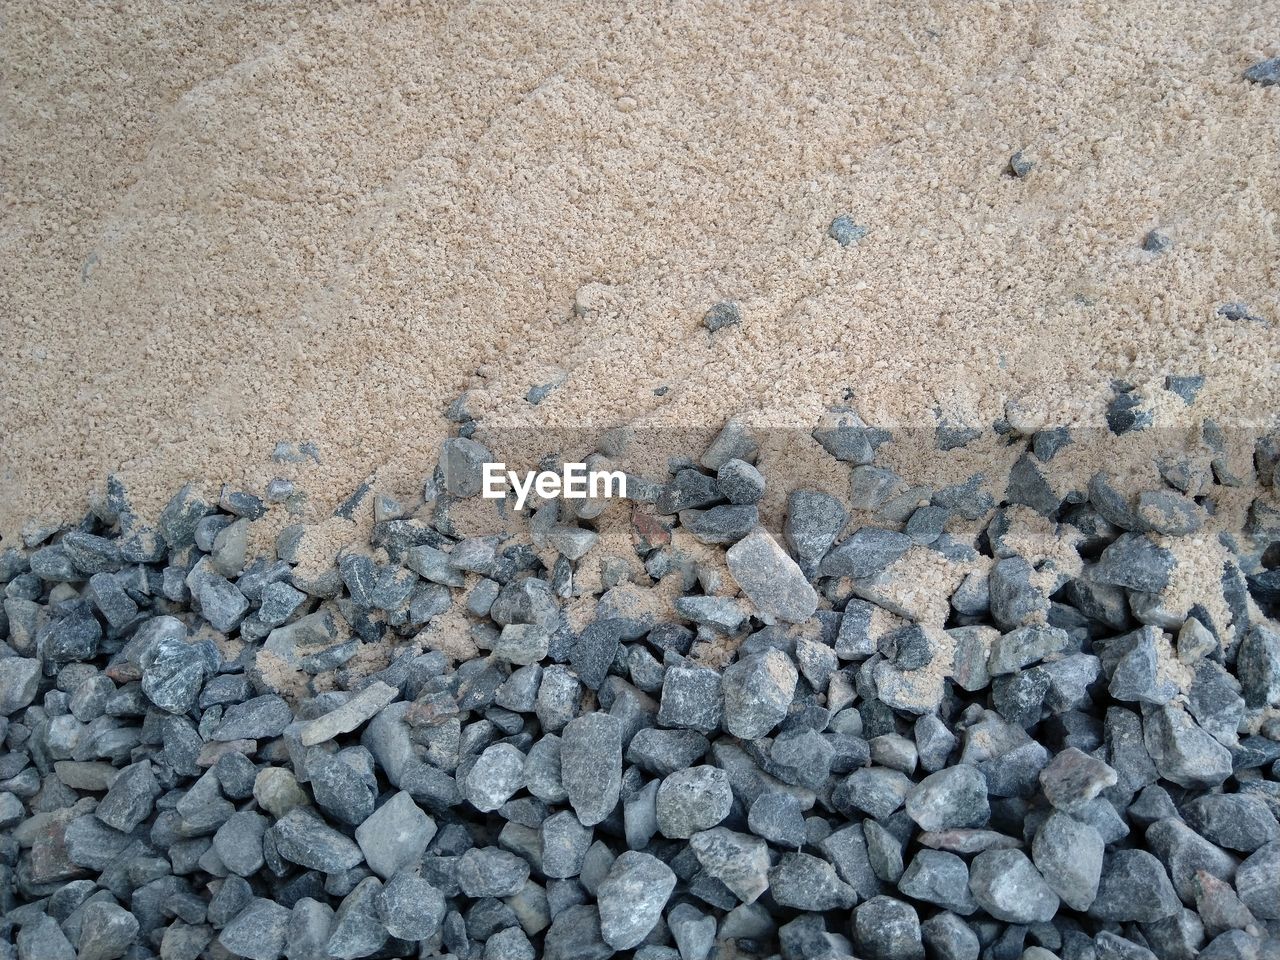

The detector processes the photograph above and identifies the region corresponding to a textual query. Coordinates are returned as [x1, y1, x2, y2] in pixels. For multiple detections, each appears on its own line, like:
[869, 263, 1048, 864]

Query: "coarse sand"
[2, 1, 1279, 544]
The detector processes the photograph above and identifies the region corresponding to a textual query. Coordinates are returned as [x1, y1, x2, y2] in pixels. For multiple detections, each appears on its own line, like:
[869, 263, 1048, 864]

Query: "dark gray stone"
[1092, 534, 1175, 593]
[355, 791, 436, 879]
[1104, 625, 1178, 704]
[40, 608, 102, 664]
[988, 625, 1068, 675]
[717, 459, 765, 505]
[212, 810, 268, 876]
[76, 901, 139, 960]
[1245, 56, 1280, 85]
[466, 743, 526, 813]
[681, 505, 758, 545]
[838, 766, 912, 820]
[785, 490, 848, 578]
[828, 214, 868, 246]
[1090, 850, 1180, 926]
[213, 695, 292, 741]
[375, 874, 445, 941]
[1143, 703, 1233, 789]
[0, 657, 41, 716]
[541, 810, 593, 879]
[703, 301, 741, 332]
[747, 791, 806, 849]
[16, 914, 76, 960]
[988, 557, 1049, 630]
[1184, 794, 1280, 853]
[326, 877, 387, 960]
[273, 809, 364, 873]
[1237, 624, 1280, 709]
[725, 528, 818, 624]
[625, 727, 709, 776]
[1039, 747, 1118, 813]
[920, 910, 979, 960]
[1236, 840, 1280, 920]
[543, 904, 611, 960]
[1146, 816, 1239, 904]
[440, 437, 492, 496]
[308, 748, 376, 827]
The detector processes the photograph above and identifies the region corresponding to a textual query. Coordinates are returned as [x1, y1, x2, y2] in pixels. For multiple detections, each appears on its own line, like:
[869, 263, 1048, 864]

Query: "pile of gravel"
[1, 410, 1280, 960]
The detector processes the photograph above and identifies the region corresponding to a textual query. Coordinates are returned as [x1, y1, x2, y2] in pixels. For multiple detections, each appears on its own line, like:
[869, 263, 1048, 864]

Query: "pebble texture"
[0, 409, 1278, 960]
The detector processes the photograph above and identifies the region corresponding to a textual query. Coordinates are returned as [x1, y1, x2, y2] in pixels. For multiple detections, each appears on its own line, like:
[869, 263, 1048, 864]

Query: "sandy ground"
[2, 1, 1278, 543]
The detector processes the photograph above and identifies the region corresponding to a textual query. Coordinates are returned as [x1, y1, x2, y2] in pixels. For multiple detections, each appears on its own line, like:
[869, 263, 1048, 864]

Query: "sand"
[2, 1, 1279, 543]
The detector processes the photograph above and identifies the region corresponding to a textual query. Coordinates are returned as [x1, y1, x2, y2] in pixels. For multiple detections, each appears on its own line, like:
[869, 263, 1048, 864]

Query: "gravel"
[1, 410, 1278, 960]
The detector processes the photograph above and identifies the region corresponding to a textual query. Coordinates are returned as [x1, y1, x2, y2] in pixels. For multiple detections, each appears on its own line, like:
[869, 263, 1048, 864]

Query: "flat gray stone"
[299, 681, 398, 746]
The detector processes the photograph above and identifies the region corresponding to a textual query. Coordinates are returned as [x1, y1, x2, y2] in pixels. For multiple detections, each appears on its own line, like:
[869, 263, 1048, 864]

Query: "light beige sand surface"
[2, 1, 1278, 541]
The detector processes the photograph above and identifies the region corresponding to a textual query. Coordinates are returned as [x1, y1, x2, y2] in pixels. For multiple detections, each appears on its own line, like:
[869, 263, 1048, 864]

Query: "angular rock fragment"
[596, 851, 676, 949]
[560, 714, 623, 826]
[725, 528, 818, 624]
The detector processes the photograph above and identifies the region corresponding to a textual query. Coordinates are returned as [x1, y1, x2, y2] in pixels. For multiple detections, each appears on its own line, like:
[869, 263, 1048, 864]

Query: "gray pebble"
[457, 847, 531, 898]
[968, 849, 1059, 923]
[721, 649, 797, 739]
[898, 849, 977, 915]
[657, 665, 722, 734]
[702, 301, 741, 333]
[905, 765, 990, 832]
[1088, 849, 1180, 923]
[1031, 810, 1104, 911]
[656, 765, 732, 839]
[852, 895, 925, 960]
[769, 851, 856, 911]
[560, 714, 622, 826]
[218, 899, 290, 960]
[596, 850, 677, 949]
